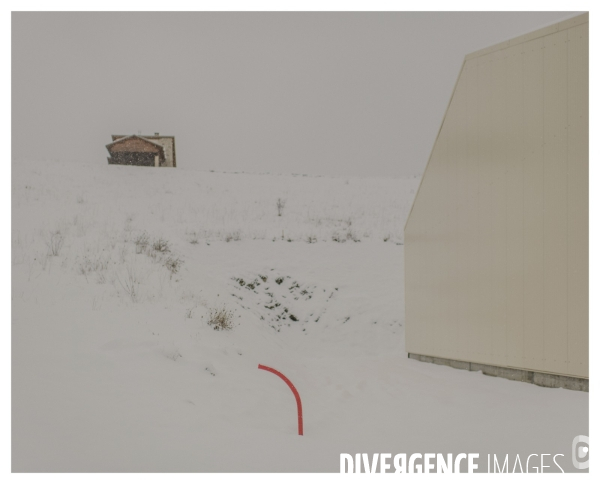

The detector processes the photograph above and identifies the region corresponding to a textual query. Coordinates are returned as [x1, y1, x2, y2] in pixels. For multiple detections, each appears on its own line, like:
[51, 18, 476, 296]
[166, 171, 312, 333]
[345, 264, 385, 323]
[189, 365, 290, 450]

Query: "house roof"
[109, 134, 177, 167]
[105, 135, 165, 150]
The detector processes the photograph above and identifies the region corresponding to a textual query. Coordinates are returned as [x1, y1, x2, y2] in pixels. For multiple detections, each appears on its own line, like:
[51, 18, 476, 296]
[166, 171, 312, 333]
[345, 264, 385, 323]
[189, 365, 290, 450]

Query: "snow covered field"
[12, 159, 587, 472]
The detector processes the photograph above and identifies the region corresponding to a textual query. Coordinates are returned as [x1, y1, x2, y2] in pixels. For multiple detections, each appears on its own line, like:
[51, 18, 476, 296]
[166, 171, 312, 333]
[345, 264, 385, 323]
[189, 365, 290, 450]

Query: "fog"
[12, 11, 581, 177]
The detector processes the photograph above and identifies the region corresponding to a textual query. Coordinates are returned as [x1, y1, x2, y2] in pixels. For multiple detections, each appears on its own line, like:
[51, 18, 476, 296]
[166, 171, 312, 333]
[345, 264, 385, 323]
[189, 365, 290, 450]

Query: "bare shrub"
[152, 237, 171, 253]
[224, 231, 241, 242]
[46, 231, 64, 256]
[276, 198, 286, 217]
[116, 265, 140, 302]
[164, 256, 183, 276]
[146, 247, 159, 262]
[331, 231, 344, 243]
[332, 229, 360, 243]
[207, 306, 235, 331]
[306, 234, 317, 244]
[77, 255, 109, 278]
[134, 232, 150, 254]
[346, 229, 361, 243]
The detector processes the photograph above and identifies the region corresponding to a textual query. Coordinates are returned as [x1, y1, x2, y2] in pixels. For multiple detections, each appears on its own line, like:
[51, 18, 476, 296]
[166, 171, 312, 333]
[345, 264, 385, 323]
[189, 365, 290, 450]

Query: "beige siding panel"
[429, 131, 449, 358]
[433, 135, 448, 355]
[490, 49, 508, 367]
[505, 43, 525, 369]
[476, 54, 494, 365]
[405, 18, 588, 379]
[432, 129, 448, 358]
[520, 36, 545, 372]
[452, 65, 469, 361]
[433, 128, 449, 358]
[567, 24, 589, 378]
[464, 59, 481, 364]
[412, 145, 435, 357]
[443, 73, 459, 361]
[542, 30, 569, 376]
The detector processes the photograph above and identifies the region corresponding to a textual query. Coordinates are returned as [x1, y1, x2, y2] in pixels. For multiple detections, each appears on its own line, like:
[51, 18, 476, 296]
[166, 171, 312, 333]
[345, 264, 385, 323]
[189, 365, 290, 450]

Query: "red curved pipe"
[258, 364, 303, 436]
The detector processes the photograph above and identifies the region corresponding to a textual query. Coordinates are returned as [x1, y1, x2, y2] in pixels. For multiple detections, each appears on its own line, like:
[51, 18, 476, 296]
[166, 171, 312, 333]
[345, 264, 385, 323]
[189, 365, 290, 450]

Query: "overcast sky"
[12, 11, 583, 177]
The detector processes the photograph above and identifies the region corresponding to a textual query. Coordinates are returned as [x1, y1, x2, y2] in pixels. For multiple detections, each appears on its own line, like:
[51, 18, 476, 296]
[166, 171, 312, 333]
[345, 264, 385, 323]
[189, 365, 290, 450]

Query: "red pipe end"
[258, 364, 303, 436]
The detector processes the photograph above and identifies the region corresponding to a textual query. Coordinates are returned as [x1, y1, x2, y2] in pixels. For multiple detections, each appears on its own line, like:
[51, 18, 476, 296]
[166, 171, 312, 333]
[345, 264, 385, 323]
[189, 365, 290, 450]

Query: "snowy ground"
[12, 159, 587, 472]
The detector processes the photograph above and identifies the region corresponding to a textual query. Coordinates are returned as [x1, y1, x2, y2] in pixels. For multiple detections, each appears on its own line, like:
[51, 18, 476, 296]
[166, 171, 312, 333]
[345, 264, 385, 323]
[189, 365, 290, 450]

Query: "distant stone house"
[106, 134, 176, 167]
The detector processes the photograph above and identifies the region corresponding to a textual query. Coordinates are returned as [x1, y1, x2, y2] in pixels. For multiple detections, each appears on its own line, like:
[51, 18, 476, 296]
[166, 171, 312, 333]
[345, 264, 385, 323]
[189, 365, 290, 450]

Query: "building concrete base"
[408, 353, 588, 392]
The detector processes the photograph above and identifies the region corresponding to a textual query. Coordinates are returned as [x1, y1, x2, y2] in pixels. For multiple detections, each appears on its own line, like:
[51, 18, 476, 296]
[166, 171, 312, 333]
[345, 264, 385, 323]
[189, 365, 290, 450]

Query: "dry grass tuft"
[207, 306, 235, 331]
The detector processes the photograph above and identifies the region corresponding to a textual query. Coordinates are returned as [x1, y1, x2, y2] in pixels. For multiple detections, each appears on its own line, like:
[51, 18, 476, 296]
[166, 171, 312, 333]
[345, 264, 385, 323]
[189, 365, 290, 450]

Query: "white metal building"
[404, 13, 588, 390]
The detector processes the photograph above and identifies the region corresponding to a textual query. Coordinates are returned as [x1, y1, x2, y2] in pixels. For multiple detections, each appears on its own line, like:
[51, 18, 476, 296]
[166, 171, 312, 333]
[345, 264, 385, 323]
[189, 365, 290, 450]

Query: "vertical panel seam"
[521, 44, 525, 368]
[542, 39, 546, 366]
[476, 58, 481, 362]
[566, 28, 570, 367]
[504, 50, 508, 366]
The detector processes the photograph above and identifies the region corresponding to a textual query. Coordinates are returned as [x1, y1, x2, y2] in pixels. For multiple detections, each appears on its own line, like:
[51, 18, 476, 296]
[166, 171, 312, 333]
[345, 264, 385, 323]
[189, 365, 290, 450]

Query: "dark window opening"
[109, 152, 156, 167]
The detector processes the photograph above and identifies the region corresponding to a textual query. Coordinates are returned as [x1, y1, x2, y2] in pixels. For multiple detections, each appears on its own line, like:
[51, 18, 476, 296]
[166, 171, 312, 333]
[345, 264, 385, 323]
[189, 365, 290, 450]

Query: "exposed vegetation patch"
[152, 238, 171, 253]
[134, 232, 150, 253]
[224, 231, 241, 242]
[207, 306, 235, 331]
[230, 272, 339, 331]
[276, 197, 286, 217]
[164, 255, 183, 276]
[70, 229, 184, 303]
[331, 229, 361, 243]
